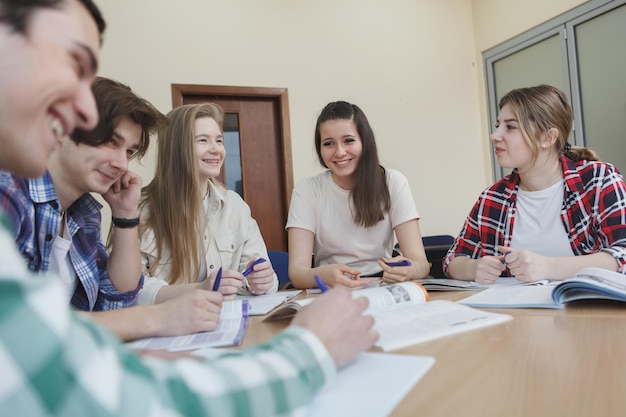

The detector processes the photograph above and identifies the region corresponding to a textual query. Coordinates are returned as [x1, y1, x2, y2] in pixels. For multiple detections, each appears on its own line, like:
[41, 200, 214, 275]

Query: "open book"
[415, 277, 551, 291]
[235, 290, 302, 315]
[459, 267, 626, 309]
[265, 282, 512, 351]
[126, 300, 249, 351]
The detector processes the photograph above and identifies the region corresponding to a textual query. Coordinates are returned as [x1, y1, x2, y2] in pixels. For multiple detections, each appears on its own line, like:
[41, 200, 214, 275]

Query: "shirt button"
[209, 264, 214, 270]
[51, 202, 59, 210]
[231, 244, 234, 249]
[45, 234, 53, 241]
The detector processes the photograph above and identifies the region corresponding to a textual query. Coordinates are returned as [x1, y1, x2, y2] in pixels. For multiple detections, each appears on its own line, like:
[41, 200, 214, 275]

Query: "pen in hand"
[212, 267, 223, 292]
[242, 258, 267, 290]
[502, 251, 512, 266]
[314, 275, 329, 293]
[242, 258, 267, 277]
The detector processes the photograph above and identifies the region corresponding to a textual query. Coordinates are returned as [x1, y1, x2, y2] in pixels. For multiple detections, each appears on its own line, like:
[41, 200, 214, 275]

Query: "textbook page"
[353, 281, 429, 314]
[552, 267, 626, 303]
[308, 352, 435, 417]
[372, 300, 512, 351]
[458, 283, 562, 309]
[236, 290, 302, 315]
[126, 300, 249, 351]
[190, 349, 435, 417]
[264, 281, 427, 321]
[416, 277, 551, 291]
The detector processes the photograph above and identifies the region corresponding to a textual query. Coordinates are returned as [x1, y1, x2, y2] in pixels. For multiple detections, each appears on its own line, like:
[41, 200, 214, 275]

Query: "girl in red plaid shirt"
[445, 85, 626, 284]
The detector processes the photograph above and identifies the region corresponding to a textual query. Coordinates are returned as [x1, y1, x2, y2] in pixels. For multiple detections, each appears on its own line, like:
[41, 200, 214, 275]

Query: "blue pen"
[314, 275, 329, 293]
[385, 260, 412, 267]
[242, 258, 267, 277]
[242, 258, 267, 291]
[502, 251, 512, 266]
[212, 266, 223, 292]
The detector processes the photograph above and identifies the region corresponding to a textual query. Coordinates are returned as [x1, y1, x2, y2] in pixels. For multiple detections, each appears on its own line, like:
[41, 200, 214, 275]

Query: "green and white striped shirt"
[0, 212, 335, 417]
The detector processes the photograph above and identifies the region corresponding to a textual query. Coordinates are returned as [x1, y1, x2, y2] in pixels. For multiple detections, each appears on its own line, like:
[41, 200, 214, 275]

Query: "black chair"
[395, 235, 455, 278]
[422, 235, 454, 247]
[267, 250, 293, 289]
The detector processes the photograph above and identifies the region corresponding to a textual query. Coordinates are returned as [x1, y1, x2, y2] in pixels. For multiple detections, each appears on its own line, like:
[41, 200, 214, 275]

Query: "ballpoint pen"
[242, 258, 267, 290]
[314, 275, 329, 293]
[212, 266, 223, 292]
[502, 251, 512, 266]
[242, 258, 267, 277]
[385, 260, 412, 267]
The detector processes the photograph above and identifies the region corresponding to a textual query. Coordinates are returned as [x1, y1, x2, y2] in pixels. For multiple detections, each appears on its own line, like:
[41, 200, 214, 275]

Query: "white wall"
[471, 0, 588, 186]
[96, 0, 587, 238]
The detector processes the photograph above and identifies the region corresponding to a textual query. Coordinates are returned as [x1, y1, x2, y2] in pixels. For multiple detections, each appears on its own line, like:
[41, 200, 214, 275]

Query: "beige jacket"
[138, 181, 278, 304]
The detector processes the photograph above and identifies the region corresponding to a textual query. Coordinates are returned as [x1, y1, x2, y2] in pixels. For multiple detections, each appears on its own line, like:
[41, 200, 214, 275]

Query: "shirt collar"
[207, 180, 227, 209]
[499, 155, 582, 199]
[561, 155, 585, 193]
[27, 171, 58, 204]
[27, 171, 102, 216]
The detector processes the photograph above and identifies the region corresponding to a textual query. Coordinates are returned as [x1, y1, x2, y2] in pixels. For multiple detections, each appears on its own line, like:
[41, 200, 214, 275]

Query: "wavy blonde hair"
[140, 103, 224, 284]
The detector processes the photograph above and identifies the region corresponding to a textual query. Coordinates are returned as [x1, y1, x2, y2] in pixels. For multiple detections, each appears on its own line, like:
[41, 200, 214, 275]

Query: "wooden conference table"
[239, 290, 626, 417]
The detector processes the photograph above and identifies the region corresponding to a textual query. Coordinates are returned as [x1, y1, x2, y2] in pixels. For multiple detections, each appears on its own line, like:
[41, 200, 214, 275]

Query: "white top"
[48, 221, 77, 298]
[138, 181, 278, 304]
[511, 179, 574, 257]
[286, 169, 419, 276]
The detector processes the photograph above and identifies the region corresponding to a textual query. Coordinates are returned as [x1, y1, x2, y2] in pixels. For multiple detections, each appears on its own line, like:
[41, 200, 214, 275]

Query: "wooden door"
[172, 85, 293, 251]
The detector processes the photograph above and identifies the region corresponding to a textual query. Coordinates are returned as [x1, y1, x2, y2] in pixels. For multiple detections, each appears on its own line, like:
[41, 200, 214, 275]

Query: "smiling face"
[51, 115, 142, 203]
[194, 117, 225, 183]
[319, 118, 363, 190]
[0, 0, 100, 178]
[490, 104, 535, 173]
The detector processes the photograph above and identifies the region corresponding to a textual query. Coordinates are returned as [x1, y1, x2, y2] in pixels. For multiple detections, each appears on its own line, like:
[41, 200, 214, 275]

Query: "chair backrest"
[422, 235, 455, 246]
[267, 250, 291, 289]
[422, 235, 454, 278]
[396, 235, 455, 278]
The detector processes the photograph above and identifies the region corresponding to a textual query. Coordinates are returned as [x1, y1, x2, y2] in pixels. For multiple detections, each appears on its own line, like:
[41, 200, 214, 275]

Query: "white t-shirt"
[511, 179, 574, 257]
[286, 169, 419, 276]
[48, 223, 78, 298]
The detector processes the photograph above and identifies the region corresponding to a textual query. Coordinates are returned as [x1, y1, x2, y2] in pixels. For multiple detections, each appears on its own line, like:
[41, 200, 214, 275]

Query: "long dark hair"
[314, 101, 391, 227]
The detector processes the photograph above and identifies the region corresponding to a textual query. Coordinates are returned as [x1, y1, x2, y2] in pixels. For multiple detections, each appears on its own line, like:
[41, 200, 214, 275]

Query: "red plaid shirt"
[444, 156, 626, 275]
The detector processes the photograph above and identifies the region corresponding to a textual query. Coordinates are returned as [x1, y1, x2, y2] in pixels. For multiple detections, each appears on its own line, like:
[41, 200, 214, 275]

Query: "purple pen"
[212, 266, 223, 292]
[242, 258, 267, 291]
[242, 258, 267, 277]
[314, 275, 329, 293]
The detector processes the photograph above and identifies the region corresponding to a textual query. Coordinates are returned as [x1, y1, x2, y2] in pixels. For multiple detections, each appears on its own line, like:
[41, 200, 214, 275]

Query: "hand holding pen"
[315, 264, 365, 289]
[207, 267, 243, 300]
[377, 258, 415, 284]
[242, 258, 275, 295]
[472, 247, 508, 285]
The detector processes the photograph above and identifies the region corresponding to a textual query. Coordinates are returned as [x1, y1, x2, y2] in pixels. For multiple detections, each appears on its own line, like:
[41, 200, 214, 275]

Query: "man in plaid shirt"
[0, 1, 378, 416]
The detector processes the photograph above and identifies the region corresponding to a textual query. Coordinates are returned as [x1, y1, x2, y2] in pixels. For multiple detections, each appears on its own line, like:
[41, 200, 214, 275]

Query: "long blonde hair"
[140, 103, 224, 284]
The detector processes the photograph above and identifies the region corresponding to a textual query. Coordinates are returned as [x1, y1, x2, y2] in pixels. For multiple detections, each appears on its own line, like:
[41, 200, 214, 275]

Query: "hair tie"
[564, 142, 572, 152]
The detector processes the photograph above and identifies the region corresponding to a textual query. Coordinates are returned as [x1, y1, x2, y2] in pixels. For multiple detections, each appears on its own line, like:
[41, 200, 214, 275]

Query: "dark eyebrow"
[112, 131, 140, 151]
[502, 118, 518, 123]
[76, 42, 99, 74]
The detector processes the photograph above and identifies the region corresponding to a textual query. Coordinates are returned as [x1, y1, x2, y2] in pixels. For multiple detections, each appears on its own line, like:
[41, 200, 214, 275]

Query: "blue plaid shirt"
[0, 171, 142, 311]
